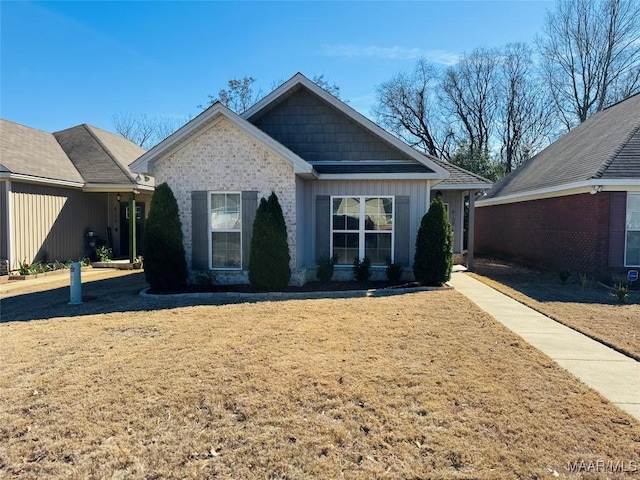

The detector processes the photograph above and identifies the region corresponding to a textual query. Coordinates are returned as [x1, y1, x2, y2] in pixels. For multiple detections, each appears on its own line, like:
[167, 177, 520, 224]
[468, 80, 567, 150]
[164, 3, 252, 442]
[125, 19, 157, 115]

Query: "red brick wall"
[475, 193, 613, 277]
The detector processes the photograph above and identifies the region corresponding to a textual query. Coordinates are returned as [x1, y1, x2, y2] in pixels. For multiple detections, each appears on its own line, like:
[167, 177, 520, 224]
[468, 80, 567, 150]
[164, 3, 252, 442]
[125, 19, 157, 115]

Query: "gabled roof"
[482, 93, 640, 204]
[54, 124, 145, 186]
[0, 119, 84, 185]
[242, 73, 450, 180]
[431, 158, 493, 189]
[130, 102, 314, 177]
[0, 118, 150, 190]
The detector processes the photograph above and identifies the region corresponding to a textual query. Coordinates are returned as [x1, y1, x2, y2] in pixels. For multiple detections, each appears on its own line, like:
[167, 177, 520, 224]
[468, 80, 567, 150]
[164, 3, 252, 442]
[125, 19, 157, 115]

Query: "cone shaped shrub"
[248, 192, 291, 290]
[413, 198, 453, 286]
[143, 182, 187, 292]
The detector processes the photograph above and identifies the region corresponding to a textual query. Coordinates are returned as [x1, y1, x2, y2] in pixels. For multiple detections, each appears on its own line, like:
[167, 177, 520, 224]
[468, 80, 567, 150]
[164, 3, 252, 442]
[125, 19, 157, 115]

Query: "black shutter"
[316, 195, 330, 261]
[191, 191, 209, 270]
[242, 191, 258, 269]
[394, 196, 410, 266]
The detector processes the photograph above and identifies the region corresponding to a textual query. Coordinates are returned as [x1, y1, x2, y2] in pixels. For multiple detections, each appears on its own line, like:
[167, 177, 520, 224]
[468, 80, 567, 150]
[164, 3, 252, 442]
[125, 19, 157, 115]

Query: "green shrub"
[143, 182, 188, 292]
[353, 256, 371, 283]
[96, 245, 113, 262]
[612, 283, 629, 303]
[316, 255, 337, 283]
[413, 198, 453, 286]
[558, 269, 571, 284]
[386, 258, 403, 281]
[249, 192, 291, 291]
[578, 272, 593, 290]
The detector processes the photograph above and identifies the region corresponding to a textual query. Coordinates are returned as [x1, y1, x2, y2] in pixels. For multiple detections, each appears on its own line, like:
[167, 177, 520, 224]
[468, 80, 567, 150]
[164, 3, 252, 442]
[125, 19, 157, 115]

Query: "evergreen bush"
[353, 256, 371, 282]
[316, 255, 337, 283]
[413, 198, 453, 286]
[385, 258, 403, 281]
[248, 192, 291, 291]
[143, 182, 188, 292]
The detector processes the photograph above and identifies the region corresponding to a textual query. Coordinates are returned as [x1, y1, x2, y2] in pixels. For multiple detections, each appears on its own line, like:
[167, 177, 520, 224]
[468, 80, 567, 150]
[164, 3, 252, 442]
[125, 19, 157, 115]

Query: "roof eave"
[477, 179, 640, 207]
[130, 102, 314, 176]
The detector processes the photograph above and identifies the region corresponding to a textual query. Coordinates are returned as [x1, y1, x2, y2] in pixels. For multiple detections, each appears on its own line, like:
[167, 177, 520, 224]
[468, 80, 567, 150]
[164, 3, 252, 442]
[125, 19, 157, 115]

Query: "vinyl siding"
[0, 181, 8, 259]
[10, 182, 107, 267]
[298, 179, 431, 267]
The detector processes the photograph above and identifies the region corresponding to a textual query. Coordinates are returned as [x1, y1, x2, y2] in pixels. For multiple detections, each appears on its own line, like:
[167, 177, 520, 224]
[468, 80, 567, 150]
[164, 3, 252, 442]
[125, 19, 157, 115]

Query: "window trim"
[625, 192, 640, 267]
[330, 195, 395, 266]
[208, 191, 242, 271]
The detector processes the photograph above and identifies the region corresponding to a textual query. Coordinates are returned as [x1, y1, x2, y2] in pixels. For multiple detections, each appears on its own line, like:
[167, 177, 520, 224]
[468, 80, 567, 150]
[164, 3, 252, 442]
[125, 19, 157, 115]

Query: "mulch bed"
[148, 280, 425, 295]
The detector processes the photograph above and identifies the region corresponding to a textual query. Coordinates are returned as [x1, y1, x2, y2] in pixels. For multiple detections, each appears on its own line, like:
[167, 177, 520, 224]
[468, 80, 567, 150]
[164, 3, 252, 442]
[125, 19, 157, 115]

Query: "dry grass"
[1, 285, 639, 479]
[470, 258, 640, 360]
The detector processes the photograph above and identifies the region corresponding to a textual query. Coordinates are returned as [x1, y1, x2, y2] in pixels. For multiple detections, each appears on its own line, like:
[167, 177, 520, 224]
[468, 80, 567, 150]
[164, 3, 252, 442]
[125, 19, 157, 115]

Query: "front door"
[120, 202, 145, 257]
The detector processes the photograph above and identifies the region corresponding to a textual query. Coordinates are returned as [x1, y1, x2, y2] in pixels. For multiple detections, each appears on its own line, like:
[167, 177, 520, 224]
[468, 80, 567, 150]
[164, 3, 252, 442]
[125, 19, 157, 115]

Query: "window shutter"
[394, 196, 410, 266]
[191, 191, 209, 270]
[608, 192, 627, 267]
[316, 195, 330, 261]
[242, 191, 258, 270]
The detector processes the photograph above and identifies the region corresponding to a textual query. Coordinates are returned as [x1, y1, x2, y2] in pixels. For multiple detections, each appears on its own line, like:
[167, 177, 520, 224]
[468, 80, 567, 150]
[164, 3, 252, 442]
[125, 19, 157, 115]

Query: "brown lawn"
[1, 278, 639, 479]
[470, 258, 640, 360]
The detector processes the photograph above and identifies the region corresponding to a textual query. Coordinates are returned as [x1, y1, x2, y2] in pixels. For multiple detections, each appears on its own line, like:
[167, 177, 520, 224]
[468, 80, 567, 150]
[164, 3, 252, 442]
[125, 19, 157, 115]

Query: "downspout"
[467, 189, 476, 271]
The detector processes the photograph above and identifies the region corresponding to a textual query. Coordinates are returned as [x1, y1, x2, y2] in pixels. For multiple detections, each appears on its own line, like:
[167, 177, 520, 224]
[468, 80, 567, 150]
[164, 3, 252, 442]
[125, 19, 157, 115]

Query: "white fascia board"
[130, 102, 314, 177]
[476, 179, 640, 207]
[0, 172, 84, 189]
[317, 172, 443, 181]
[242, 73, 450, 179]
[82, 183, 154, 193]
[436, 183, 493, 190]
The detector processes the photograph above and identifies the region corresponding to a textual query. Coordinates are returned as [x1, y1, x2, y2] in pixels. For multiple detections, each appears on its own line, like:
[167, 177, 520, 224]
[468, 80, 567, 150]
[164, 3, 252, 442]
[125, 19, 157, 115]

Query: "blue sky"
[1, 1, 552, 135]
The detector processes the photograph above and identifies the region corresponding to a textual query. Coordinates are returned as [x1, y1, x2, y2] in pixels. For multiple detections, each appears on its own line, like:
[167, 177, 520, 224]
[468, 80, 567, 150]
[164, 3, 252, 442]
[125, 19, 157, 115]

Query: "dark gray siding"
[250, 87, 416, 163]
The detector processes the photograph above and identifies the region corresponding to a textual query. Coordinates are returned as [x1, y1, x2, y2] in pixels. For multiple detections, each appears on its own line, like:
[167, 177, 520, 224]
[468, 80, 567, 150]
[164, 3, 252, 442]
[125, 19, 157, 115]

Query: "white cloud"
[321, 44, 459, 65]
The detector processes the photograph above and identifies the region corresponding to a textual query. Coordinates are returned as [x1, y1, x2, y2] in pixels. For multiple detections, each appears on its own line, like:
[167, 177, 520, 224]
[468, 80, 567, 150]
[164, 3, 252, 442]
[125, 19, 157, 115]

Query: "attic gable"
[243, 73, 449, 179]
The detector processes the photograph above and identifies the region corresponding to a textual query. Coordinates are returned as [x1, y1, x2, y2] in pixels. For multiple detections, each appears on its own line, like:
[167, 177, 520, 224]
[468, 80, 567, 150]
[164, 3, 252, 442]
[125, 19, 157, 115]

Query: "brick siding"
[475, 192, 613, 278]
[155, 117, 297, 279]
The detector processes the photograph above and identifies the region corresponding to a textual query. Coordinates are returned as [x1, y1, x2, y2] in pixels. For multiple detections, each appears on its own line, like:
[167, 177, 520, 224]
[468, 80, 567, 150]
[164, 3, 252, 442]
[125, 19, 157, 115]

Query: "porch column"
[129, 192, 137, 263]
[467, 190, 476, 271]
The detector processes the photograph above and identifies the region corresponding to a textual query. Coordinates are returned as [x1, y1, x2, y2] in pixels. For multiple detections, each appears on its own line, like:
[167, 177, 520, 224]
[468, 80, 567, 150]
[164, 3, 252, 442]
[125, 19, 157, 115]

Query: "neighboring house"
[476, 93, 640, 281]
[130, 73, 491, 285]
[0, 119, 153, 273]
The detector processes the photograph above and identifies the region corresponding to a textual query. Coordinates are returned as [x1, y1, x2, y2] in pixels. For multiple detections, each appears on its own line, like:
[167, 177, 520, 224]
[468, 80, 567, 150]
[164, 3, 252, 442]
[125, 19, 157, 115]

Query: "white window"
[331, 196, 394, 265]
[210, 192, 241, 269]
[626, 193, 640, 266]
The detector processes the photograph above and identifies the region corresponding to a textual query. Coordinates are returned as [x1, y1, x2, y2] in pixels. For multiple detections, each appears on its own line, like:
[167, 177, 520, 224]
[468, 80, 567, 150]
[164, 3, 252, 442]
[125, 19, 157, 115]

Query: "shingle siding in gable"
[251, 88, 414, 162]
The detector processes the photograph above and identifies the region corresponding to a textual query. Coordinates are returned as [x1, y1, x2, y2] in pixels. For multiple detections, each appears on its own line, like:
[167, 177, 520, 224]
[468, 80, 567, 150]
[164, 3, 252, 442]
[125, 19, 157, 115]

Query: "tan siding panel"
[10, 183, 108, 266]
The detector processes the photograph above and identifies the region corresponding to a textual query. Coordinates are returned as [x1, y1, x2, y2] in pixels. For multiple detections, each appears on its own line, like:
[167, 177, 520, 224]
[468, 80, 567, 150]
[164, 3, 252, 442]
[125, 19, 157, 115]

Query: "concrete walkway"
[449, 271, 640, 422]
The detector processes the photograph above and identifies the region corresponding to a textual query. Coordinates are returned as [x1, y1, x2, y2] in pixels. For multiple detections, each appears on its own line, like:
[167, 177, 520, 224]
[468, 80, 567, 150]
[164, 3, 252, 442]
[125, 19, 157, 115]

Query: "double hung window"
[331, 196, 393, 265]
[210, 193, 241, 269]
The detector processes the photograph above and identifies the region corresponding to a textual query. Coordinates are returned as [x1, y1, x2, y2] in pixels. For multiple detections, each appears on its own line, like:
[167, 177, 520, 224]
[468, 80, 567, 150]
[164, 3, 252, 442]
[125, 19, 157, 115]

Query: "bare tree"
[440, 47, 501, 157]
[536, 0, 640, 129]
[201, 76, 262, 113]
[374, 59, 454, 158]
[112, 112, 182, 149]
[498, 43, 556, 173]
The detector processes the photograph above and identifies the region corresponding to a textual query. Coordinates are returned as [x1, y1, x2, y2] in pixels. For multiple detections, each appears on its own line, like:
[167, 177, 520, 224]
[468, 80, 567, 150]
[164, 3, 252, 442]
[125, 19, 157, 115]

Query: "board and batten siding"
[297, 179, 432, 268]
[10, 182, 107, 267]
[0, 181, 8, 260]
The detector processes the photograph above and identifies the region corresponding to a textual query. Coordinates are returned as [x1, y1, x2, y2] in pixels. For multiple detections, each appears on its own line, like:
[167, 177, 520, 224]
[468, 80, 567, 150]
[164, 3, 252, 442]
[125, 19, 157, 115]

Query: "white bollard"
[69, 262, 83, 305]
